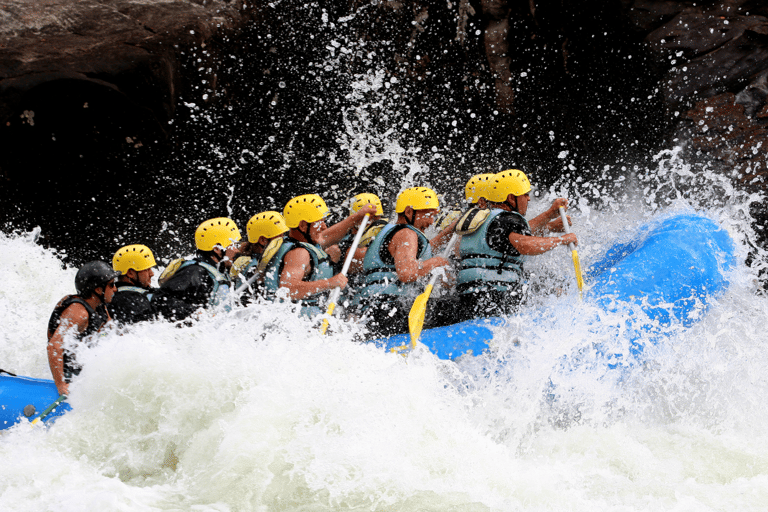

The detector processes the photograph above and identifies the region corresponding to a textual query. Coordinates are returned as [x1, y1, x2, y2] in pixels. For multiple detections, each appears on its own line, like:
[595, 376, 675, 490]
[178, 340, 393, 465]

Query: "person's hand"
[551, 198, 568, 211]
[431, 256, 451, 270]
[547, 214, 571, 232]
[561, 233, 578, 247]
[329, 273, 348, 289]
[356, 204, 377, 219]
[326, 244, 342, 263]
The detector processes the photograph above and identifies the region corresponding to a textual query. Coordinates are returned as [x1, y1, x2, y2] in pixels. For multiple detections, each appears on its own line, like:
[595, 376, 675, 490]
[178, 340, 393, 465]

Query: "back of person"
[109, 244, 158, 325]
[457, 207, 530, 319]
[153, 258, 230, 320]
[152, 218, 241, 321]
[109, 284, 156, 324]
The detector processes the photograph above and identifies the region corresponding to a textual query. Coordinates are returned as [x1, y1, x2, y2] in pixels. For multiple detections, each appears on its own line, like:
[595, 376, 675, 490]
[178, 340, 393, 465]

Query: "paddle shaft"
[320, 214, 370, 334]
[559, 206, 584, 293]
[425, 233, 459, 291]
[30, 394, 67, 426]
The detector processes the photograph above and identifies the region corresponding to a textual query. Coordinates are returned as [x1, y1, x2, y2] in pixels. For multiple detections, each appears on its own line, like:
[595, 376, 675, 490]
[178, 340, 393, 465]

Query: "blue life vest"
[262, 238, 334, 317]
[355, 223, 433, 304]
[178, 260, 232, 309]
[458, 209, 528, 294]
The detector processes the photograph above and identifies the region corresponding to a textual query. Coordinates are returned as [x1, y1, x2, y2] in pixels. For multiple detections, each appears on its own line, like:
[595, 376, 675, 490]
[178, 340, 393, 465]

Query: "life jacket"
[457, 208, 528, 294]
[47, 295, 110, 382]
[231, 237, 286, 294]
[355, 223, 433, 304]
[176, 259, 232, 309]
[262, 238, 334, 316]
[114, 285, 154, 302]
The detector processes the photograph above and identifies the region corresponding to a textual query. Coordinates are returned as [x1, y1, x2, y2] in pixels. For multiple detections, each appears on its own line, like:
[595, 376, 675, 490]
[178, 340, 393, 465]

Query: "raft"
[0, 212, 736, 430]
[371, 212, 736, 360]
[0, 374, 70, 430]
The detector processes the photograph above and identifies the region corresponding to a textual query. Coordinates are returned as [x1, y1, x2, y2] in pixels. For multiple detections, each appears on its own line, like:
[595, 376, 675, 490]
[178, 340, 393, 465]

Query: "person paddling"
[353, 186, 454, 337]
[47, 261, 120, 395]
[456, 169, 577, 320]
[109, 244, 158, 325]
[262, 194, 376, 318]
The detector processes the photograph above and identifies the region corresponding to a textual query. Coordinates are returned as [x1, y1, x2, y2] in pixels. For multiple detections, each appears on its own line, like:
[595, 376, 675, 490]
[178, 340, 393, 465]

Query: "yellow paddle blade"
[408, 283, 434, 347]
[319, 302, 337, 335]
[571, 249, 585, 293]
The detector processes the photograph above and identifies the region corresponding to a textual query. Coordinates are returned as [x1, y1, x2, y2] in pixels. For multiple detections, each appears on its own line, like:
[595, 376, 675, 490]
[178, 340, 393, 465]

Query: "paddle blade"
[319, 302, 337, 335]
[571, 250, 585, 292]
[408, 283, 434, 347]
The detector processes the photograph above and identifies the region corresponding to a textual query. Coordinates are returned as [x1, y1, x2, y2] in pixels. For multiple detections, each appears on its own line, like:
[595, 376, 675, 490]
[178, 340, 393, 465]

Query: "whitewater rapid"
[2, 172, 768, 511]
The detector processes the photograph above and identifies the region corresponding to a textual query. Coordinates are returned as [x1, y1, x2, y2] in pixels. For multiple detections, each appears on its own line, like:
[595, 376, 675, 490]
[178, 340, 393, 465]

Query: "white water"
[3, 153, 768, 510]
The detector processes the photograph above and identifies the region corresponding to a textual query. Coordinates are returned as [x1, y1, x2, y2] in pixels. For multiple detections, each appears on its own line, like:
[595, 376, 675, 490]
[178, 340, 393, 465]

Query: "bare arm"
[390, 228, 450, 283]
[509, 232, 578, 256]
[317, 205, 377, 248]
[47, 303, 89, 395]
[430, 218, 458, 252]
[279, 247, 347, 300]
[529, 198, 569, 235]
[346, 246, 367, 275]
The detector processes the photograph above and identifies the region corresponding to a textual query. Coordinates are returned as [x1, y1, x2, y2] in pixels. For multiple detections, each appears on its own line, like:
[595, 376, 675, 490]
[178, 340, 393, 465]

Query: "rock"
[646, 11, 768, 109]
[0, 0, 254, 261]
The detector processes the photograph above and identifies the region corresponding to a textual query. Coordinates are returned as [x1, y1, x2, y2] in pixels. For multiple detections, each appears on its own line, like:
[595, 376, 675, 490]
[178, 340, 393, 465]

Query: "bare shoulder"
[58, 301, 90, 331]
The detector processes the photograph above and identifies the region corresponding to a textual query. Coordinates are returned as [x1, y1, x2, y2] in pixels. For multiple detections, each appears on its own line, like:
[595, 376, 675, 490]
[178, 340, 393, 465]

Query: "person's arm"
[529, 198, 568, 235]
[430, 218, 458, 252]
[346, 246, 367, 275]
[279, 247, 347, 300]
[508, 232, 578, 256]
[317, 204, 377, 248]
[47, 303, 89, 395]
[390, 228, 450, 283]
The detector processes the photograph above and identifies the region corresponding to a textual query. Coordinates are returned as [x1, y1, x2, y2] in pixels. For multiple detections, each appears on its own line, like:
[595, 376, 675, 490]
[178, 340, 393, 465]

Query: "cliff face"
[1, 0, 767, 262]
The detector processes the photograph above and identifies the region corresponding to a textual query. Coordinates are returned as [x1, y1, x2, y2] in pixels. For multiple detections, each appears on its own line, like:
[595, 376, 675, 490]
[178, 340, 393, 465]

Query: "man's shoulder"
[490, 210, 529, 231]
[388, 224, 418, 245]
[58, 299, 90, 326]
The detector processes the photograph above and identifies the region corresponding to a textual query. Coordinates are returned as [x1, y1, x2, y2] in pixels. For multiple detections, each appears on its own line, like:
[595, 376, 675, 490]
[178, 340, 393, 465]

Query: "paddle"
[407, 233, 459, 348]
[559, 206, 584, 297]
[320, 214, 370, 335]
[30, 394, 67, 427]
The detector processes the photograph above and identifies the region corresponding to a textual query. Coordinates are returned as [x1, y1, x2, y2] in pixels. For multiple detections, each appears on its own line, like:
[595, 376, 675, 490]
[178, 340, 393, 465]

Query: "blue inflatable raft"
[0, 373, 70, 430]
[372, 212, 736, 360]
[0, 212, 736, 430]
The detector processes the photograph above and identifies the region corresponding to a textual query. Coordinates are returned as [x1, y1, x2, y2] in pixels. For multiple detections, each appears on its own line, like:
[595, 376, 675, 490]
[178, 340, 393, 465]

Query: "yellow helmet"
[464, 173, 495, 204]
[395, 187, 440, 213]
[246, 211, 288, 242]
[350, 193, 384, 216]
[195, 217, 242, 251]
[112, 244, 157, 274]
[283, 194, 329, 228]
[486, 169, 532, 203]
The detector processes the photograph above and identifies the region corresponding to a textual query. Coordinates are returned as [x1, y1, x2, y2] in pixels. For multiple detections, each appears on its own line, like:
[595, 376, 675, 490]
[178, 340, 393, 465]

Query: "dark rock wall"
[2, 0, 767, 265]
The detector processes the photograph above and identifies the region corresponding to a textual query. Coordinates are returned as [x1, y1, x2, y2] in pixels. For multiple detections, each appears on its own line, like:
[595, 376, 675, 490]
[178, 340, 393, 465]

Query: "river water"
[2, 146, 768, 510]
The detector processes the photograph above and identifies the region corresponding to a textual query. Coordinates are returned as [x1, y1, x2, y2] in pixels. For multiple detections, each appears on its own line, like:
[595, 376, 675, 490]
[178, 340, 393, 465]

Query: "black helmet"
[75, 261, 120, 296]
